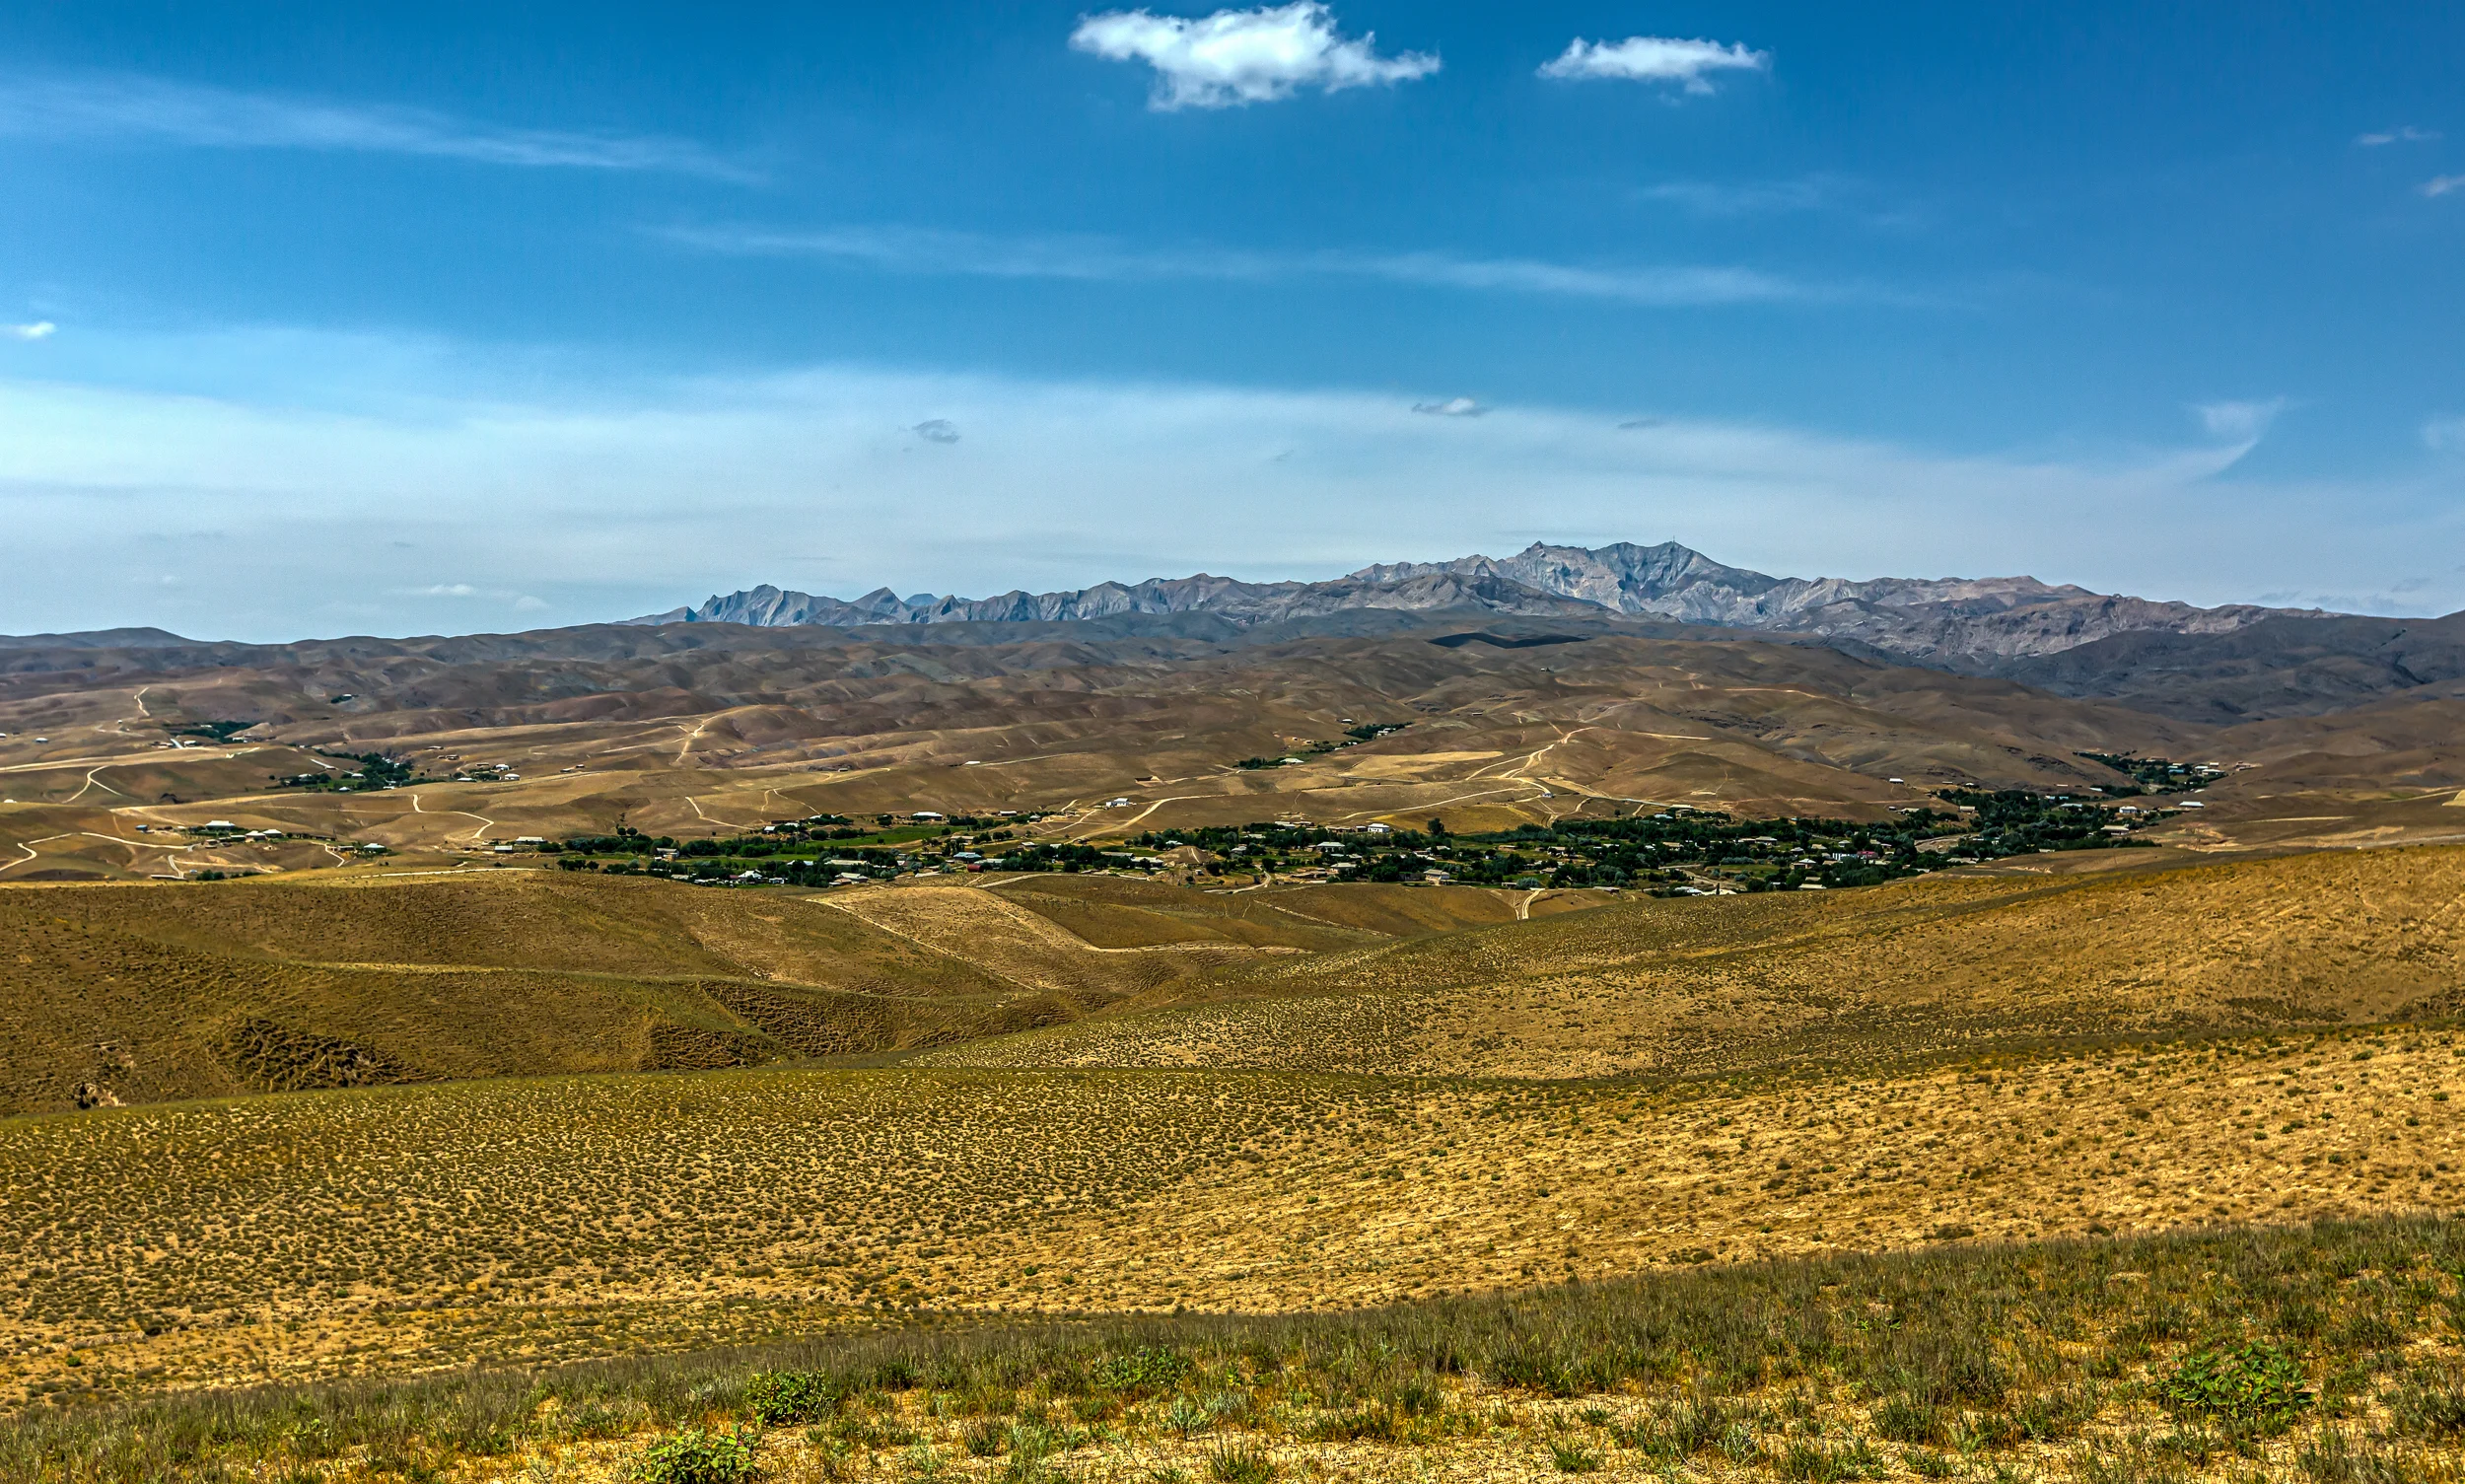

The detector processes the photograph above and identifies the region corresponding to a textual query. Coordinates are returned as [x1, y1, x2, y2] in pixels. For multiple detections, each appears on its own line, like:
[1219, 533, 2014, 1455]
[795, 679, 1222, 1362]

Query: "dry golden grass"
[0, 871, 1537, 1112]
[4, 1025, 2457, 1413]
[925, 844, 2465, 1078]
[0, 869, 1628, 1113]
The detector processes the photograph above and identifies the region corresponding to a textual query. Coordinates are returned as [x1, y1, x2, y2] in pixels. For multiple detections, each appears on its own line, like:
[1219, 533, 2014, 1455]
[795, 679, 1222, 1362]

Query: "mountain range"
[639, 540, 2328, 671]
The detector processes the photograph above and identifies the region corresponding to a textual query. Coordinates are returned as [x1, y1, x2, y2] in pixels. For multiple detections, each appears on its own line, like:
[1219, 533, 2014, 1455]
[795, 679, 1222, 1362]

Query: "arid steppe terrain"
[7, 612, 2465, 1483]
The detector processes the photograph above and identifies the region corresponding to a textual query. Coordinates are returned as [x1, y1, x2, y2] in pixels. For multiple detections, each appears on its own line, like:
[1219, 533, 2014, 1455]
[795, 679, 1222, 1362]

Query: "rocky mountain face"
[640, 540, 2330, 671]
[641, 569, 1603, 631]
[1357, 542, 2313, 667]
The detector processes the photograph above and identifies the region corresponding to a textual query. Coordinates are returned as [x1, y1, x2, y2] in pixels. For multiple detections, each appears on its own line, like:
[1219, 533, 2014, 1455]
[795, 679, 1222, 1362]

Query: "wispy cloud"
[0, 71, 750, 179]
[911, 419, 962, 444]
[2426, 416, 2465, 454]
[2424, 175, 2465, 198]
[2195, 397, 2288, 442]
[1071, 3, 1437, 109]
[1412, 396, 1484, 417]
[0, 328, 2446, 636]
[1638, 177, 1834, 217]
[2357, 125, 2439, 146]
[659, 222, 1831, 307]
[396, 581, 547, 612]
[2, 321, 55, 341]
[1538, 35, 1770, 93]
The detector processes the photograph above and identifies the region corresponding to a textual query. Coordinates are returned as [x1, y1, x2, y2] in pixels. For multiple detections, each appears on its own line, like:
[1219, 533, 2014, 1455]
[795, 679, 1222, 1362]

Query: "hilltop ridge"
[644, 538, 2329, 672]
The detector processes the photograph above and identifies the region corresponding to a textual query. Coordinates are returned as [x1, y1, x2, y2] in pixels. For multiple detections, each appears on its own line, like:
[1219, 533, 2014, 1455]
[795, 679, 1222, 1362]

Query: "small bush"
[633, 1427, 757, 1484]
[745, 1371, 837, 1425]
[1099, 1348, 1194, 1396]
[2159, 1341, 2314, 1433]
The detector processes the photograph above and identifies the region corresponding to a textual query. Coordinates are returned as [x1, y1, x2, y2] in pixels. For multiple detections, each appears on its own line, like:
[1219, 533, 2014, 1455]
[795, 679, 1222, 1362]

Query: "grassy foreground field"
[10, 1216, 2465, 1483]
[8, 845, 2465, 1480]
[3, 1025, 2458, 1404]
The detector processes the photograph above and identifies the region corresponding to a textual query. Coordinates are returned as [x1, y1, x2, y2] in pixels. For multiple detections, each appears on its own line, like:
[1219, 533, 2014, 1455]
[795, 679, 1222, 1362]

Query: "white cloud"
[2425, 175, 2465, 198]
[1070, 3, 1438, 110]
[2426, 416, 2465, 454]
[1639, 177, 1831, 216]
[2, 327, 2452, 639]
[1412, 396, 1484, 417]
[0, 71, 747, 178]
[513, 595, 549, 612]
[3, 321, 55, 341]
[1538, 35, 1770, 93]
[2194, 397, 2287, 442]
[912, 418, 961, 444]
[660, 223, 1830, 307]
[2357, 125, 2439, 146]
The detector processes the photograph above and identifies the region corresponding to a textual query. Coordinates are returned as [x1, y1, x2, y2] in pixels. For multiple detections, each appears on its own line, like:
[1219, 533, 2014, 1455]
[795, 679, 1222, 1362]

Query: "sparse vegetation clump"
[632, 1425, 759, 1483]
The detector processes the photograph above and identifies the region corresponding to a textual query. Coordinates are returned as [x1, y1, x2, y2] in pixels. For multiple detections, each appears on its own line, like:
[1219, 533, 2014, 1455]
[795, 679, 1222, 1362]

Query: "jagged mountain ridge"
[642, 540, 2330, 670]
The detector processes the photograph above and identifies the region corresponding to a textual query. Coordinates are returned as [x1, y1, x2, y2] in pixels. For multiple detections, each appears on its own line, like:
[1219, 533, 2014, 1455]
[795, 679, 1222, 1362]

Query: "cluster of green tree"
[270, 751, 420, 792]
[553, 815, 1036, 885]
[1232, 722, 1411, 770]
[2077, 752, 2223, 795]
[171, 720, 257, 742]
[1120, 791, 2179, 894]
[1475, 813, 1950, 892]
[1932, 789, 2178, 861]
[979, 841, 1123, 873]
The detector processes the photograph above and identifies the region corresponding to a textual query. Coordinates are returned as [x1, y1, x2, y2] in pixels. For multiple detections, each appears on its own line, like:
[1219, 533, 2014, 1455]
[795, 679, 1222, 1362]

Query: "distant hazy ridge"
[644, 539, 2323, 668]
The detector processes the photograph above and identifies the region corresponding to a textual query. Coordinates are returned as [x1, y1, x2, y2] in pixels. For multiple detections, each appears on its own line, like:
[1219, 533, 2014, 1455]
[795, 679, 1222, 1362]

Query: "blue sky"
[1, 2, 2461, 639]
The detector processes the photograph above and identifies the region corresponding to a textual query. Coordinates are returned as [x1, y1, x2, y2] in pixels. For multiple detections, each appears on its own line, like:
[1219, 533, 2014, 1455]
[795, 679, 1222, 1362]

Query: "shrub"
[632, 1427, 757, 1484]
[2159, 1342, 2314, 1433]
[744, 1370, 836, 1424]
[1098, 1347, 1194, 1397]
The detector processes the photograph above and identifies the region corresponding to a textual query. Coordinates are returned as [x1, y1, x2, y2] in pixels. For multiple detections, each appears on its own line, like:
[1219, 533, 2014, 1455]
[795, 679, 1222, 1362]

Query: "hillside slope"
[0, 872, 1509, 1113]
[918, 843, 2465, 1078]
